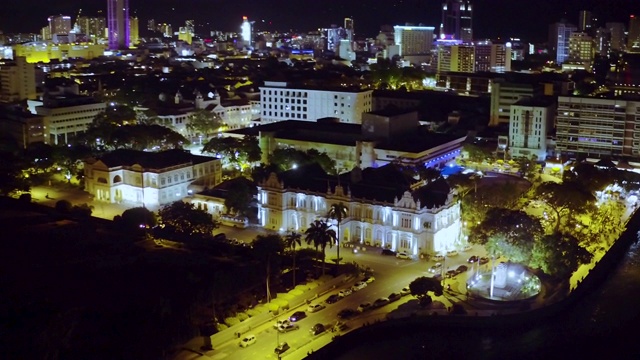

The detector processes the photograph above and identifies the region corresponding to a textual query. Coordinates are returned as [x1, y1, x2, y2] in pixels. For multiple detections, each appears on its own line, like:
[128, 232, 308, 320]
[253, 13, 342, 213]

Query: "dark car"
[310, 323, 325, 335]
[326, 294, 341, 304]
[388, 292, 402, 302]
[445, 269, 458, 278]
[274, 342, 290, 355]
[213, 233, 227, 241]
[289, 311, 306, 322]
[479, 257, 490, 265]
[338, 308, 358, 319]
[381, 249, 397, 256]
[372, 298, 390, 308]
[456, 265, 469, 274]
[468, 255, 479, 263]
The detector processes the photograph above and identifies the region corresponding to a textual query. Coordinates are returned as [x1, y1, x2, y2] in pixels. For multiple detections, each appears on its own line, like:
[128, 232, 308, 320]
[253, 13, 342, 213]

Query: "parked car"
[456, 265, 469, 274]
[462, 244, 473, 252]
[446, 250, 459, 257]
[381, 249, 397, 256]
[310, 323, 325, 335]
[352, 281, 367, 292]
[396, 252, 411, 260]
[445, 269, 458, 278]
[307, 303, 326, 313]
[372, 297, 390, 308]
[338, 308, 358, 319]
[338, 288, 352, 297]
[468, 255, 479, 263]
[326, 294, 341, 304]
[400, 286, 411, 296]
[429, 262, 443, 273]
[239, 334, 256, 348]
[278, 323, 300, 333]
[479, 257, 490, 265]
[274, 342, 290, 355]
[363, 276, 375, 284]
[333, 321, 348, 332]
[213, 233, 227, 241]
[274, 319, 290, 329]
[388, 292, 402, 302]
[433, 254, 445, 261]
[289, 311, 306, 322]
[357, 302, 372, 312]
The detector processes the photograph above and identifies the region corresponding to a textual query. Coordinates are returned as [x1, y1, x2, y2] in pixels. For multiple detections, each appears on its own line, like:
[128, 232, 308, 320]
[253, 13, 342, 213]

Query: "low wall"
[209, 274, 350, 348]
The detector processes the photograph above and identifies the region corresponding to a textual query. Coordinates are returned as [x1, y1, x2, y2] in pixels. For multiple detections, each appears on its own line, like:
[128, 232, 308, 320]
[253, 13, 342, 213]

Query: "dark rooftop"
[513, 96, 556, 108]
[96, 149, 216, 169]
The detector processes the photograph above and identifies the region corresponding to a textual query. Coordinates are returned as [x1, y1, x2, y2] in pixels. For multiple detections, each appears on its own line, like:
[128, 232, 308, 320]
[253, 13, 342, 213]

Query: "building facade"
[0, 57, 36, 102]
[556, 96, 640, 158]
[107, 0, 129, 50]
[84, 149, 221, 208]
[549, 21, 577, 64]
[393, 25, 435, 63]
[489, 81, 543, 126]
[568, 32, 594, 68]
[259, 81, 373, 124]
[508, 97, 555, 161]
[441, 0, 473, 43]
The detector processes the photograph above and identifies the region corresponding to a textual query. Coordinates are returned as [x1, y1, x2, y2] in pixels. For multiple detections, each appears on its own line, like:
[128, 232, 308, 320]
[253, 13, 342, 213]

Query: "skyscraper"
[606, 22, 625, 51]
[579, 10, 593, 33]
[628, 15, 640, 53]
[107, 0, 129, 50]
[549, 21, 577, 64]
[48, 15, 72, 36]
[440, 0, 473, 43]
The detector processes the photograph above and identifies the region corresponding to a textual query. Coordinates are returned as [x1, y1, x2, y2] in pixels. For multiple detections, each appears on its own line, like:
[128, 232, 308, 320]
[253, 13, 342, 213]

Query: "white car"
[446, 250, 459, 257]
[351, 281, 367, 292]
[396, 252, 411, 260]
[273, 319, 290, 329]
[239, 334, 256, 348]
[462, 244, 473, 252]
[400, 286, 411, 296]
[433, 254, 445, 261]
[307, 303, 326, 313]
[338, 288, 353, 297]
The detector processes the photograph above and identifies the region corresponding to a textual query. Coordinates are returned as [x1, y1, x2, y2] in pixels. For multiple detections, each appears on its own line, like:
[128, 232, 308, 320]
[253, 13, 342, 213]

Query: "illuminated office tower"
[77, 16, 107, 40]
[241, 16, 252, 47]
[107, 0, 129, 50]
[549, 21, 577, 64]
[129, 16, 139, 46]
[48, 15, 72, 35]
[440, 0, 473, 43]
[628, 15, 640, 53]
[606, 22, 624, 51]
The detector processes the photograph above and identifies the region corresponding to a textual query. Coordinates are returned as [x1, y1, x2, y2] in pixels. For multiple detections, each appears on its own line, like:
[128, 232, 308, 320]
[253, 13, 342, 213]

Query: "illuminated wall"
[13, 43, 105, 63]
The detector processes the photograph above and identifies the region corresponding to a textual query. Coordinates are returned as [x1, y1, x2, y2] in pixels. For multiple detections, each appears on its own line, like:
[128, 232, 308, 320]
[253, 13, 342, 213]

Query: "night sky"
[2, 0, 640, 42]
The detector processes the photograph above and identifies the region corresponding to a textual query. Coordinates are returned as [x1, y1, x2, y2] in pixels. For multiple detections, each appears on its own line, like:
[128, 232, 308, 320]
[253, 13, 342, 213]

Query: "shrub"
[224, 317, 240, 327]
[215, 323, 228, 332]
[237, 312, 249, 321]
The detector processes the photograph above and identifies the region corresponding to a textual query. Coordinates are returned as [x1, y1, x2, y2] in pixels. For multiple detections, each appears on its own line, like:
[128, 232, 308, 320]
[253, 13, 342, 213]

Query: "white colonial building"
[84, 149, 221, 208]
[259, 81, 373, 124]
[189, 163, 462, 256]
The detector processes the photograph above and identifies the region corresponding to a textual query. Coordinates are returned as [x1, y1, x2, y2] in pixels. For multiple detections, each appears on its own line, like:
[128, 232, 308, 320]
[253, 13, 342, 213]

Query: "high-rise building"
[48, 15, 72, 36]
[568, 32, 594, 67]
[394, 25, 434, 63]
[549, 21, 577, 64]
[628, 15, 640, 53]
[474, 41, 511, 73]
[594, 28, 611, 56]
[440, 0, 473, 43]
[241, 16, 252, 47]
[437, 43, 475, 73]
[344, 17, 354, 42]
[129, 16, 139, 46]
[579, 10, 593, 33]
[508, 97, 555, 161]
[147, 19, 156, 31]
[0, 56, 36, 103]
[107, 0, 130, 50]
[606, 22, 625, 51]
[77, 16, 107, 40]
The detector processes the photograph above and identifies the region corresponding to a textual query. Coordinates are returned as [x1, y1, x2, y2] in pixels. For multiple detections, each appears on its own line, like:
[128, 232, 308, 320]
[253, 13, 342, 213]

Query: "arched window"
[113, 175, 122, 183]
[98, 177, 107, 184]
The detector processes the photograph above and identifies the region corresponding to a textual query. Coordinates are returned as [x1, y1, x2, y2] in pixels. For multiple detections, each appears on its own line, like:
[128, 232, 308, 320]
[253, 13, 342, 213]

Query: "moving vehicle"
[273, 319, 290, 329]
[307, 303, 326, 313]
[338, 308, 358, 319]
[274, 342, 290, 355]
[326, 294, 341, 304]
[396, 252, 411, 260]
[429, 262, 443, 273]
[289, 311, 306, 322]
[310, 323, 325, 335]
[239, 334, 256, 348]
[278, 323, 300, 333]
[433, 254, 445, 261]
[468, 255, 479, 263]
[352, 281, 367, 291]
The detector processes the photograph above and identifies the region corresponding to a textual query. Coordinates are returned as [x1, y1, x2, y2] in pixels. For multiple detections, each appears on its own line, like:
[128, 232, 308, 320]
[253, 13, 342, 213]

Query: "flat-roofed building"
[0, 105, 45, 148]
[508, 97, 556, 161]
[0, 57, 36, 103]
[259, 81, 373, 124]
[84, 149, 221, 207]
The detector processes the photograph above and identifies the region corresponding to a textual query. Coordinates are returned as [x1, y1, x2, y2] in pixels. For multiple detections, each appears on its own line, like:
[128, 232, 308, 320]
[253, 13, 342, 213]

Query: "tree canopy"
[223, 177, 258, 219]
[269, 148, 336, 174]
[186, 110, 224, 138]
[304, 219, 336, 275]
[158, 201, 219, 237]
[409, 276, 443, 307]
[202, 135, 260, 170]
[535, 181, 595, 232]
[530, 232, 592, 279]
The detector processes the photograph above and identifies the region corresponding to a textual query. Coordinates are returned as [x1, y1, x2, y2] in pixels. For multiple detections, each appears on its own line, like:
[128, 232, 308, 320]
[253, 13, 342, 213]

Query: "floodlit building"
[48, 15, 72, 37]
[0, 56, 36, 103]
[440, 0, 473, 43]
[259, 81, 373, 124]
[76, 16, 107, 41]
[508, 97, 555, 161]
[393, 25, 435, 64]
[489, 80, 544, 126]
[13, 42, 104, 63]
[107, 0, 130, 49]
[556, 96, 640, 158]
[437, 43, 475, 73]
[567, 32, 594, 69]
[191, 162, 461, 256]
[84, 149, 222, 207]
[549, 21, 577, 64]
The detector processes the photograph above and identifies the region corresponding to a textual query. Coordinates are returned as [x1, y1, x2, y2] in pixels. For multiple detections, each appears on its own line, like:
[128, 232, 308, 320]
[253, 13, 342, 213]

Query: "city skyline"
[2, 0, 640, 42]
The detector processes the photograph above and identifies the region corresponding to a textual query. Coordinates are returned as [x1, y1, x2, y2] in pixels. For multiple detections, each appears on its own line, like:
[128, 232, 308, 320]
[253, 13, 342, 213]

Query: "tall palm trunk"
[292, 246, 297, 288]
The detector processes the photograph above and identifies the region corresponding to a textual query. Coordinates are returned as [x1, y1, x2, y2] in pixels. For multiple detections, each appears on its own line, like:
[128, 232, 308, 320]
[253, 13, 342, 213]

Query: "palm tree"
[304, 220, 336, 276]
[252, 234, 285, 303]
[328, 202, 349, 271]
[284, 231, 302, 287]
